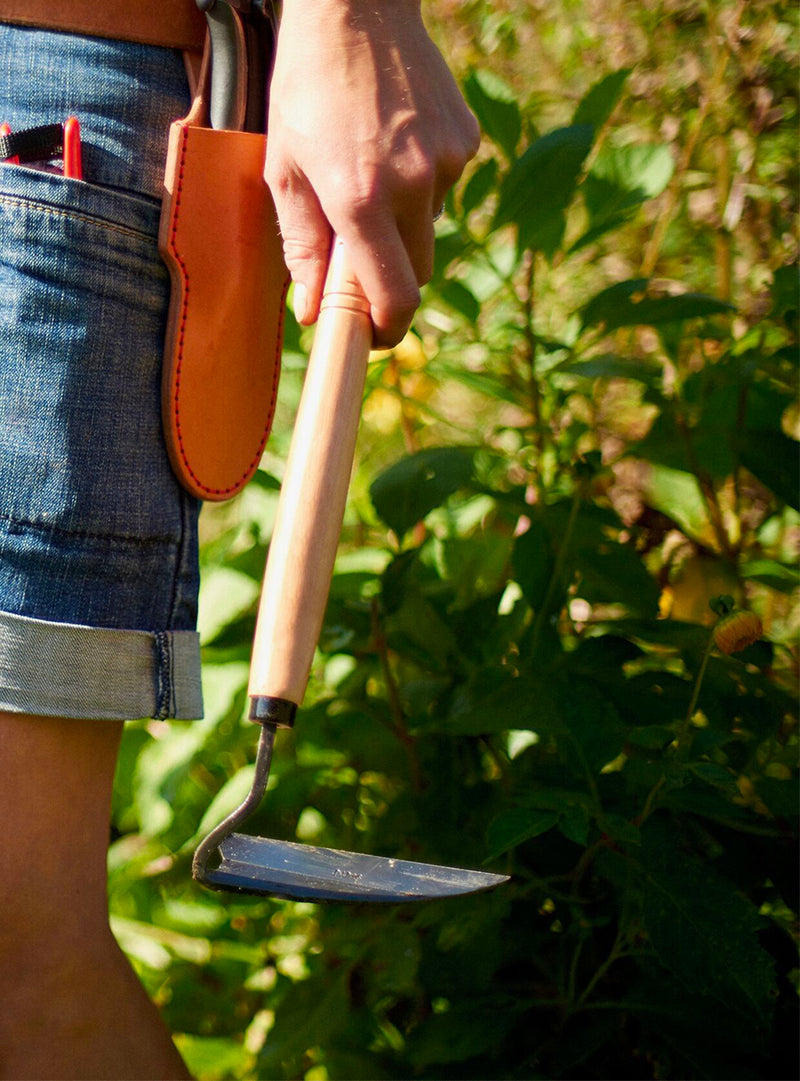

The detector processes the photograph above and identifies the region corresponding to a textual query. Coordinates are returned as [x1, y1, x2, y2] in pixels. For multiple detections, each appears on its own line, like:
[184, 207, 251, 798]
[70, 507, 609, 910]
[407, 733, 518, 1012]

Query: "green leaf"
[626, 725, 675, 750]
[258, 973, 351, 1072]
[688, 761, 741, 795]
[555, 677, 626, 774]
[494, 124, 594, 255]
[770, 264, 799, 322]
[740, 559, 800, 593]
[370, 447, 474, 536]
[641, 822, 778, 1025]
[487, 807, 559, 858]
[463, 69, 522, 159]
[407, 1001, 517, 1069]
[572, 142, 673, 252]
[573, 68, 631, 129]
[566, 634, 643, 675]
[555, 352, 662, 384]
[583, 142, 674, 222]
[581, 279, 733, 331]
[432, 227, 470, 279]
[735, 429, 800, 510]
[600, 813, 641, 846]
[368, 924, 422, 996]
[567, 210, 638, 253]
[512, 518, 554, 610]
[640, 463, 714, 541]
[446, 669, 562, 735]
[173, 1036, 252, 1081]
[437, 278, 481, 323]
[386, 591, 459, 671]
[596, 618, 708, 651]
[757, 776, 800, 819]
[572, 539, 660, 617]
[461, 156, 499, 216]
[559, 803, 591, 845]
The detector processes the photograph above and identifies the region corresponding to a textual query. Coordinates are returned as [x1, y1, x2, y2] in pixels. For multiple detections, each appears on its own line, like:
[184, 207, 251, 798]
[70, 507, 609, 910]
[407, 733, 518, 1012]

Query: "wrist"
[280, 0, 422, 18]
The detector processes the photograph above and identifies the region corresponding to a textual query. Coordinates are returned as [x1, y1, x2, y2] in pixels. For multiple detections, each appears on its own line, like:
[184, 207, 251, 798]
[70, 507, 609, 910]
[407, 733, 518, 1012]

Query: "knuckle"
[464, 111, 482, 156]
[263, 156, 289, 196]
[439, 135, 476, 185]
[403, 152, 437, 193]
[329, 167, 385, 221]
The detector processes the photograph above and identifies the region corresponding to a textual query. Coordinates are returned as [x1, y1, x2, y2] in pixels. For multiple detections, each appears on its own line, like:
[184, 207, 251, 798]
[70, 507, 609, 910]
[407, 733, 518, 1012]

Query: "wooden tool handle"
[248, 239, 372, 719]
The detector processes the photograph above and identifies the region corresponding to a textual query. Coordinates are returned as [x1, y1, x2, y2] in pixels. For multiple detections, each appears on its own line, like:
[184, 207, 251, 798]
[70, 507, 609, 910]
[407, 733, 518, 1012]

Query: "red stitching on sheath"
[168, 126, 284, 498]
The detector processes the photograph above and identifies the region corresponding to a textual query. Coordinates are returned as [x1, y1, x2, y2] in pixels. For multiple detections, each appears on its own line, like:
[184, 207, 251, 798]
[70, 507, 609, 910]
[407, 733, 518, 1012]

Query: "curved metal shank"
[192, 722, 276, 883]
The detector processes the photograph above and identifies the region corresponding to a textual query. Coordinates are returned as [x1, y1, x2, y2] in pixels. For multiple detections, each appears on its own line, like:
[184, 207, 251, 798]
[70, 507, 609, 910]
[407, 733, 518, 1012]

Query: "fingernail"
[293, 282, 307, 323]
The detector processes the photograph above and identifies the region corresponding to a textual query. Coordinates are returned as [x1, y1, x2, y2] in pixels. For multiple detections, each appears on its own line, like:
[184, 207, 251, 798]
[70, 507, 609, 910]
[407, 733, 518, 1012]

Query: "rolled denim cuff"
[0, 610, 203, 720]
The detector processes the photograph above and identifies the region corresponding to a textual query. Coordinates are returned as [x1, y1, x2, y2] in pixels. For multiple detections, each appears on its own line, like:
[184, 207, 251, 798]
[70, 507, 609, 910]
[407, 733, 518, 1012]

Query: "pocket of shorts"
[0, 160, 184, 542]
[0, 161, 162, 238]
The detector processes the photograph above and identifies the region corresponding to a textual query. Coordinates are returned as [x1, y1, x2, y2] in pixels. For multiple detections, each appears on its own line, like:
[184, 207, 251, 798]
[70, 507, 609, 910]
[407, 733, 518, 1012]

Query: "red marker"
[63, 116, 82, 180]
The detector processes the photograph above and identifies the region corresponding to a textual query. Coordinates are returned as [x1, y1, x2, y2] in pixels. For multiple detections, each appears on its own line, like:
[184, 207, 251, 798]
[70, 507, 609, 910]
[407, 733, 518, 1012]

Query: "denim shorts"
[0, 25, 203, 720]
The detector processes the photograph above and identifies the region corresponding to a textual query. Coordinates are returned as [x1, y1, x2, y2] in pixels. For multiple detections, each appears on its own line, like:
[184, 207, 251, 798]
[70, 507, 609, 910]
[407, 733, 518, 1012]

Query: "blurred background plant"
[109, 1, 798, 1077]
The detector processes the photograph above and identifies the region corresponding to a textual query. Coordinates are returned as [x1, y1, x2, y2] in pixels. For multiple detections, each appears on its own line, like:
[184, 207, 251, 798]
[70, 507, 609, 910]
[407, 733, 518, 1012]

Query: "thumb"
[266, 168, 332, 326]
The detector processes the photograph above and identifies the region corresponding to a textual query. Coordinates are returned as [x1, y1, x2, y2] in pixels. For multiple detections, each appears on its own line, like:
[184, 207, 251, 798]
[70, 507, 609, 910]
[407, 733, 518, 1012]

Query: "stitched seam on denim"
[0, 509, 177, 546]
[166, 489, 187, 629]
[166, 125, 285, 497]
[0, 194, 153, 241]
[154, 631, 171, 720]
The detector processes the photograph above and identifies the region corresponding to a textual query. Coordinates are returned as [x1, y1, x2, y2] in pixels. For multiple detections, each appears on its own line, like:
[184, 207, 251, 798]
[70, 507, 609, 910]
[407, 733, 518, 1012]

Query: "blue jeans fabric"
[0, 25, 203, 719]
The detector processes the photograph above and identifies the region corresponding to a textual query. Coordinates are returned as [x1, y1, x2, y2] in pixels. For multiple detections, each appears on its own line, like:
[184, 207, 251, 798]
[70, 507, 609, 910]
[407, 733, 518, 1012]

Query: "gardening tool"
[193, 240, 508, 901]
[191, 0, 508, 903]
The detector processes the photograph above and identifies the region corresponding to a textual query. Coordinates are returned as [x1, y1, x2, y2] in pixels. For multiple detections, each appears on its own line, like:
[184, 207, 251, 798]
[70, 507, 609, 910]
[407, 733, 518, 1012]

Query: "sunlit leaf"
[463, 69, 522, 159]
[494, 124, 594, 255]
[573, 68, 631, 129]
[370, 447, 474, 536]
[581, 279, 734, 330]
[487, 807, 559, 858]
[461, 157, 499, 215]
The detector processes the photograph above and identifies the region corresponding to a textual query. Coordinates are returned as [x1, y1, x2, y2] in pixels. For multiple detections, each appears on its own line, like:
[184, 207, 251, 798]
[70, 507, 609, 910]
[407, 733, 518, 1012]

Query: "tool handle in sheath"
[248, 239, 372, 725]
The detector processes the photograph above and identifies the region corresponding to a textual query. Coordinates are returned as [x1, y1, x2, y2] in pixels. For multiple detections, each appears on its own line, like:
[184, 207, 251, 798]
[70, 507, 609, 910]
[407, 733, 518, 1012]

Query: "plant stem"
[369, 598, 423, 791]
[529, 485, 582, 661]
[575, 922, 626, 1010]
[639, 27, 730, 277]
[522, 250, 547, 504]
[675, 624, 716, 757]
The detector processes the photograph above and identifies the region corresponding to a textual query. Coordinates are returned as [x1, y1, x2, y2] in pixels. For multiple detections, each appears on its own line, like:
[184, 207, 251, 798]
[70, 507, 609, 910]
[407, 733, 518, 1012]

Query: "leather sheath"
[0, 0, 206, 51]
[158, 36, 289, 501]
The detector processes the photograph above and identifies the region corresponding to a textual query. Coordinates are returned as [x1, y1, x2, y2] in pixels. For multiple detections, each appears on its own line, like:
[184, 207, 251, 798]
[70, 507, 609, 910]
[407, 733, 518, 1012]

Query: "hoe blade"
[200, 832, 509, 902]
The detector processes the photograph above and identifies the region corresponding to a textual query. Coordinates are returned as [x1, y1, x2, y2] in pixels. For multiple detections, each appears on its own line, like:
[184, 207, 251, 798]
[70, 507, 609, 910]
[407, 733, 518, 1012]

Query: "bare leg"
[0, 713, 191, 1080]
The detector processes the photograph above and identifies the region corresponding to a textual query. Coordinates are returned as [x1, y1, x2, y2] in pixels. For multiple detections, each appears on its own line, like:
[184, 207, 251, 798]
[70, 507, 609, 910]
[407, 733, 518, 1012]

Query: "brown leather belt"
[0, 0, 206, 51]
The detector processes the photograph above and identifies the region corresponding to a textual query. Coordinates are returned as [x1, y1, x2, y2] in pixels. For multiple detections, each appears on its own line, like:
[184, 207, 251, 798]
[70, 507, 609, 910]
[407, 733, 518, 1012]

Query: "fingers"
[265, 163, 332, 328]
[330, 195, 435, 348]
[269, 159, 437, 347]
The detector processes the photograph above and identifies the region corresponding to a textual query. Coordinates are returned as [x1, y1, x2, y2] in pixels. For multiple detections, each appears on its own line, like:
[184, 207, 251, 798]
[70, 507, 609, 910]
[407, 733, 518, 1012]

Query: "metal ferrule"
[249, 695, 297, 728]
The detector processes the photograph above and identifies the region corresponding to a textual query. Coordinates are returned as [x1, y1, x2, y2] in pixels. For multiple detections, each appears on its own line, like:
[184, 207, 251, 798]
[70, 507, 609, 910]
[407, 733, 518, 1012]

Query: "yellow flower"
[713, 610, 763, 655]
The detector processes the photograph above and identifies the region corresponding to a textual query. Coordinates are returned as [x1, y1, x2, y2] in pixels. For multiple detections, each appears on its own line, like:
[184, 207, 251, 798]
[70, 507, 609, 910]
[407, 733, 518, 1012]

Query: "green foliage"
[110, 9, 798, 1080]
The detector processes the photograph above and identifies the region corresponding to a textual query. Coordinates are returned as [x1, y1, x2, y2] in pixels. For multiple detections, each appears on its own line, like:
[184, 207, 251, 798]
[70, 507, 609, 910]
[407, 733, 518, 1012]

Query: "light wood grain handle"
[248, 238, 372, 725]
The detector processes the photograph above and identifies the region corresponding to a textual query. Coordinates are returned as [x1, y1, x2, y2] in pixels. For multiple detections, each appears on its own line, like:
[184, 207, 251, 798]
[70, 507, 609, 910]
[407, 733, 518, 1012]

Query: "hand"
[264, 0, 480, 347]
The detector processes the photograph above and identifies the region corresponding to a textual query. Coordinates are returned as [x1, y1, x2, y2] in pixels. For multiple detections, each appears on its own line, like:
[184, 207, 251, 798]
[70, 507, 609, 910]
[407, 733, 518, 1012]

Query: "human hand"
[264, 0, 480, 347]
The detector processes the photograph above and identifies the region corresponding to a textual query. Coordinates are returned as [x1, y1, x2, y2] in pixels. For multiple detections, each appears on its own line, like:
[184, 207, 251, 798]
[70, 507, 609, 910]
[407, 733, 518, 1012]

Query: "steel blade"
[200, 832, 509, 902]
